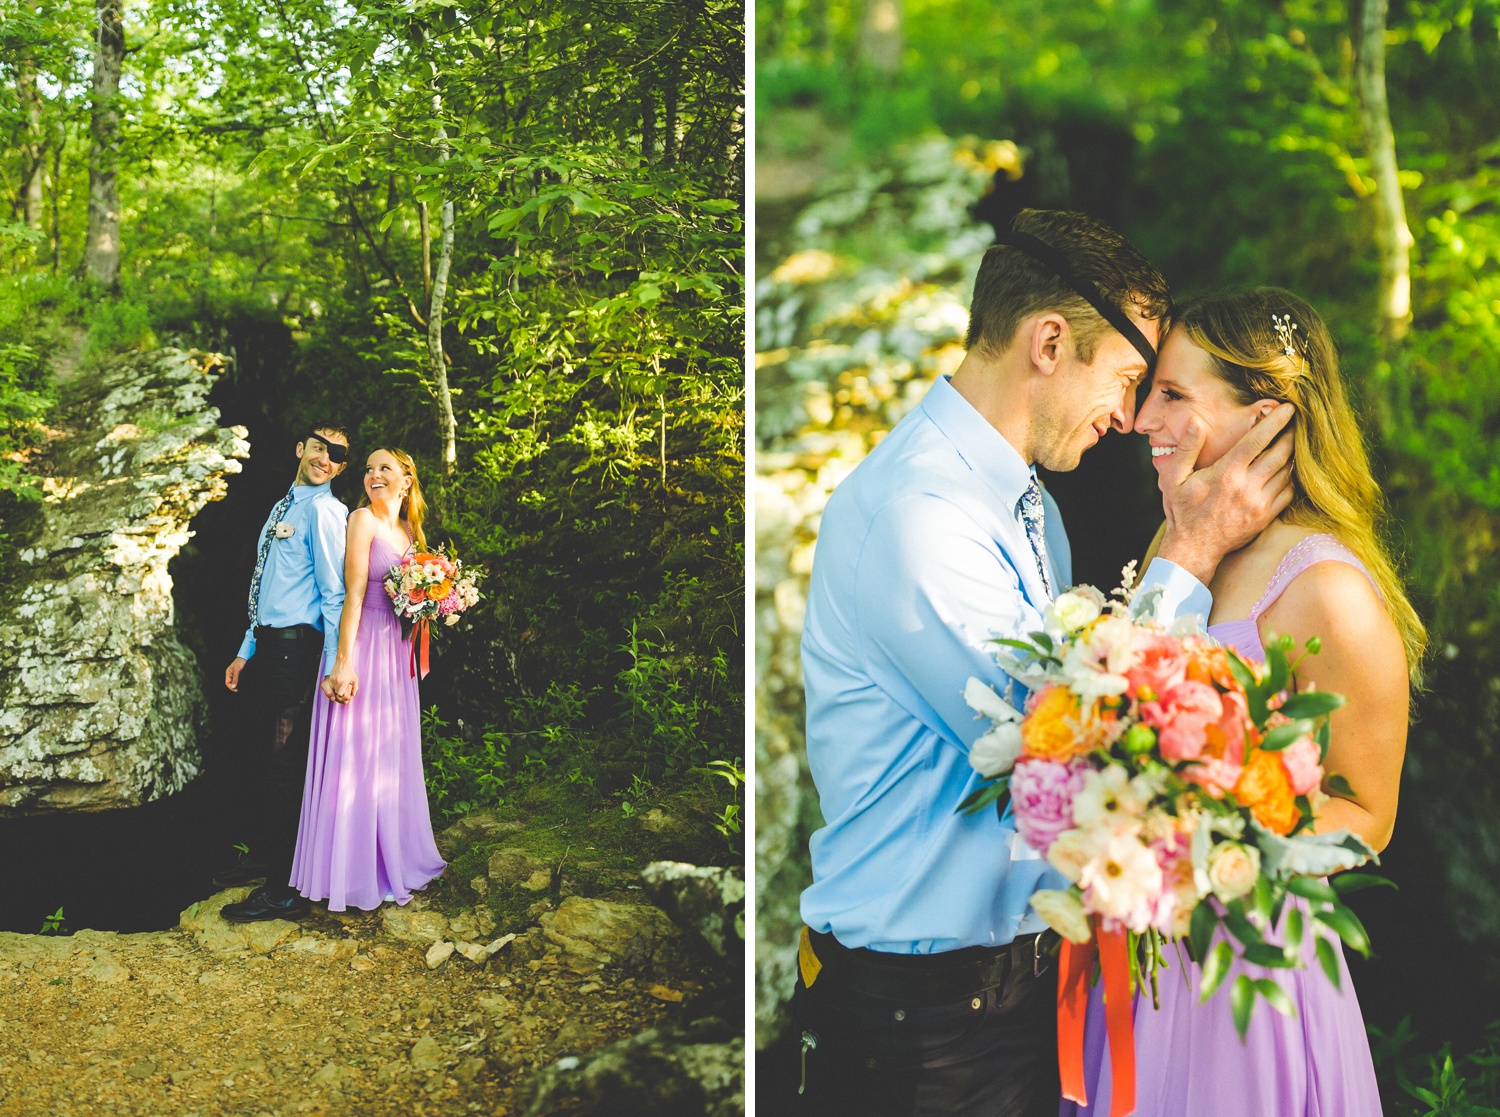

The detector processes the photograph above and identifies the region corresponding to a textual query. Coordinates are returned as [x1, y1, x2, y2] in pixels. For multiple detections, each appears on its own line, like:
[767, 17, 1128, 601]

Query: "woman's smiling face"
[1134, 329, 1277, 472]
[364, 450, 407, 503]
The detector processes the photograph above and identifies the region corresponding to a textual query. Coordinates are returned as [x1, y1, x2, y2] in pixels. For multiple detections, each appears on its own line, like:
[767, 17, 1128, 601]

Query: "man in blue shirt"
[218, 427, 351, 923]
[793, 211, 1294, 1115]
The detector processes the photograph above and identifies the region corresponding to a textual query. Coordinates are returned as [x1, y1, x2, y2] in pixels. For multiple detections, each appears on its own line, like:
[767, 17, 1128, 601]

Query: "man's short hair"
[964, 209, 1172, 362]
[305, 424, 349, 445]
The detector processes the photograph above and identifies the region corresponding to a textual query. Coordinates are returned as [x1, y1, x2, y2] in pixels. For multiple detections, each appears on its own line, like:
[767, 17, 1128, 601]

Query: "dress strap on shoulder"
[1247, 533, 1378, 621]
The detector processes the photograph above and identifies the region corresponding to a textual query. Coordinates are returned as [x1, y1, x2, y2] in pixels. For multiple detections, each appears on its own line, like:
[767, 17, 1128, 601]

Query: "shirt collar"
[290, 480, 332, 502]
[920, 375, 1036, 510]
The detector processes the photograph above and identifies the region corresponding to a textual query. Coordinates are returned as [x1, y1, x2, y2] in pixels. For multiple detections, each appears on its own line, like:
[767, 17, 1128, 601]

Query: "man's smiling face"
[295, 430, 349, 486]
[1031, 313, 1159, 472]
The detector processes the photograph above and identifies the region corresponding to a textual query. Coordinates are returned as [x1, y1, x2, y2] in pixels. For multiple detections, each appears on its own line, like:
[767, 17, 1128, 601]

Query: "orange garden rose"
[409, 585, 427, 603]
[1185, 643, 1239, 691]
[1022, 685, 1089, 762]
[1233, 748, 1300, 835]
[430, 580, 453, 600]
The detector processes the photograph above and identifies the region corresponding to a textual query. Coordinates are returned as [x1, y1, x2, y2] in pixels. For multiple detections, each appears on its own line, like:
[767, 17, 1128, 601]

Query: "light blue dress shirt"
[799, 375, 1213, 954]
[236, 481, 349, 672]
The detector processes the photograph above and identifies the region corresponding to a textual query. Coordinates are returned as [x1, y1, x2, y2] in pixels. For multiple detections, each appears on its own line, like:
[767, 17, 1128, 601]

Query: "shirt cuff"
[1139, 557, 1213, 631]
[237, 632, 256, 661]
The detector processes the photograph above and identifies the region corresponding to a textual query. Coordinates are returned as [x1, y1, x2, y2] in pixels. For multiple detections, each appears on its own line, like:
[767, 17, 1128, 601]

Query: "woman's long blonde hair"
[362, 447, 429, 551]
[1175, 287, 1426, 683]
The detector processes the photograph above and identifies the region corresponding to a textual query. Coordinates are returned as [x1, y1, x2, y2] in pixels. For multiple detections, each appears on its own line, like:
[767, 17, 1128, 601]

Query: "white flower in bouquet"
[1079, 831, 1163, 933]
[969, 722, 1023, 779]
[1206, 841, 1261, 903]
[1072, 766, 1153, 833]
[1045, 588, 1105, 636]
[1030, 888, 1092, 944]
[1060, 639, 1130, 705]
[1046, 828, 1102, 884]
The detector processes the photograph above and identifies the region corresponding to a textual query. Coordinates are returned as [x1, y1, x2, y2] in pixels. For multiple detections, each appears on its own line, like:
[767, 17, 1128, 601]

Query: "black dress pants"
[793, 931, 1061, 1117]
[248, 626, 322, 895]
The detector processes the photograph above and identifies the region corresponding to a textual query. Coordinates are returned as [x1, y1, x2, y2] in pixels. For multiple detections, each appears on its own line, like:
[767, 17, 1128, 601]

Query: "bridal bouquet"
[384, 544, 482, 677]
[962, 567, 1385, 1116]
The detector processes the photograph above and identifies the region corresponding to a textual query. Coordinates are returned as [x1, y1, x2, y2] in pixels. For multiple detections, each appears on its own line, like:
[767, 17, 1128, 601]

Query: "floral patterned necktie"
[1017, 479, 1053, 599]
[247, 487, 295, 625]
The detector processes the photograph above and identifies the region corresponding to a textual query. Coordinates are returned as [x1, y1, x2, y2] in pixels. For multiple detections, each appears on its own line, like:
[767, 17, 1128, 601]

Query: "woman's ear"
[1252, 398, 1284, 423]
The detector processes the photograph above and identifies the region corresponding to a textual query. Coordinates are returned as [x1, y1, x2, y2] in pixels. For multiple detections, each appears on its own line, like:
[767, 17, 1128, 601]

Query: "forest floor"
[0, 779, 743, 1116]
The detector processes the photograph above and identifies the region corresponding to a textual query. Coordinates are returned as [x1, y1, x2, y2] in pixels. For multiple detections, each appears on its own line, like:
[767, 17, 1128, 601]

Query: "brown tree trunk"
[1354, 0, 1412, 342]
[427, 92, 457, 476]
[857, 0, 902, 73]
[81, 0, 124, 290]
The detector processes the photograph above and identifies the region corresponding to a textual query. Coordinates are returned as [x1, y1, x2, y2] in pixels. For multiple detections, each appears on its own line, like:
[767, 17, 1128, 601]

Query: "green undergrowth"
[1374, 1018, 1500, 1115]
[423, 769, 738, 936]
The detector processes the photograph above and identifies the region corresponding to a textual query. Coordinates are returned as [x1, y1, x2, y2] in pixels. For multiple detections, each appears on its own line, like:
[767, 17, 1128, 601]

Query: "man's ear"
[1030, 313, 1069, 376]
[294, 440, 306, 460]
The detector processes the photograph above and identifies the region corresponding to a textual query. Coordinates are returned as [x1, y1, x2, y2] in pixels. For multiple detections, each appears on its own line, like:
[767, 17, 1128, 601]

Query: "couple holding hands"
[795, 209, 1419, 1115]
[217, 428, 445, 923]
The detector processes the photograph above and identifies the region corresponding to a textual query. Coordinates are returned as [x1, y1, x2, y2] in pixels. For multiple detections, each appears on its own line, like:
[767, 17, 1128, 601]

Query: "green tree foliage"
[0, 0, 745, 789]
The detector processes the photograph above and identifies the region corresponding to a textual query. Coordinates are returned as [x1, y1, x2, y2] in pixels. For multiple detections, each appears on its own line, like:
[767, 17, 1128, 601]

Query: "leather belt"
[254, 624, 320, 640]
[806, 927, 1057, 1004]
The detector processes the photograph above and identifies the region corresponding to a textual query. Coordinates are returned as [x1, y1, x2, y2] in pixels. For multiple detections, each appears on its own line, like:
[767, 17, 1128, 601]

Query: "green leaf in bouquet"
[1230, 974, 1256, 1040]
[1261, 719, 1316, 751]
[1316, 720, 1331, 763]
[1287, 875, 1339, 904]
[1189, 901, 1219, 965]
[1277, 691, 1346, 720]
[1258, 826, 1378, 879]
[1324, 773, 1355, 798]
[993, 638, 1044, 655]
[1284, 906, 1304, 960]
[1330, 872, 1397, 896]
[1252, 977, 1298, 1019]
[1199, 941, 1234, 1003]
[1032, 632, 1054, 652]
[1270, 882, 1289, 930]
[1264, 639, 1290, 697]
[1315, 935, 1342, 990]
[957, 777, 1009, 816]
[1314, 903, 1372, 957]
[1226, 651, 1268, 723]
[1253, 874, 1274, 926]
[1243, 942, 1295, 968]
[1223, 906, 1265, 950]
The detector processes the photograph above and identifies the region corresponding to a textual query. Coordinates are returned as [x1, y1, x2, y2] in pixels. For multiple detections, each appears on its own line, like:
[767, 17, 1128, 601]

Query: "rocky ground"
[0, 793, 744, 1117]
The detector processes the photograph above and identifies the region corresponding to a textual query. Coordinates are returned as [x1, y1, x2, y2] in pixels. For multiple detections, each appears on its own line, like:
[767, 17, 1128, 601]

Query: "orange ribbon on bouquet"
[409, 617, 431, 680]
[1057, 920, 1136, 1117]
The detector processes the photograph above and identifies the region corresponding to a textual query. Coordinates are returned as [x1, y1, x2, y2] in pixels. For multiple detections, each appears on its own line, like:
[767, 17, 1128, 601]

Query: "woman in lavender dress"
[1062, 289, 1425, 1116]
[291, 447, 446, 911]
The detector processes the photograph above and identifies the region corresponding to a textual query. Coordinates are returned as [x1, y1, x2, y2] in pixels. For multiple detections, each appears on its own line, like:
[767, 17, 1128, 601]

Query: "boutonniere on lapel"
[275, 522, 296, 539]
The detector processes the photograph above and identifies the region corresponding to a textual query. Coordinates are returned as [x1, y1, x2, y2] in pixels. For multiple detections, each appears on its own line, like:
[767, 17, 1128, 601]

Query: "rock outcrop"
[0, 348, 248, 815]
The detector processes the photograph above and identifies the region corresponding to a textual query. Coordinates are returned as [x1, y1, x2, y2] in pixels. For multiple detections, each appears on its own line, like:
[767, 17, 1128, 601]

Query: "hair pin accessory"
[1271, 313, 1301, 360]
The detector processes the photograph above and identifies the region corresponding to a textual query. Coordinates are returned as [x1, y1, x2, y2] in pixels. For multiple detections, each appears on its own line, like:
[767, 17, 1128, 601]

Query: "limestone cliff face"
[0, 348, 249, 815]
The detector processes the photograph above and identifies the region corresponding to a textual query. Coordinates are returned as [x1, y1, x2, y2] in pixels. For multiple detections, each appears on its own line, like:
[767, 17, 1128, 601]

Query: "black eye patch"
[305, 433, 348, 463]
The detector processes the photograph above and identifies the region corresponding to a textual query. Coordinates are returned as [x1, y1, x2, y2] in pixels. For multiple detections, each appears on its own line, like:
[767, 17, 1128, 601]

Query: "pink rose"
[1124, 635, 1188, 701]
[1184, 687, 1248, 796]
[1010, 759, 1087, 856]
[1141, 681, 1223, 762]
[1280, 734, 1324, 797]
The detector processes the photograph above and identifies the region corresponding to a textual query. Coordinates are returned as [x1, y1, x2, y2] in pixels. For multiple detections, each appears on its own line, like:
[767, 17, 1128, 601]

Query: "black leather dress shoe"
[220, 886, 310, 923]
[212, 859, 269, 888]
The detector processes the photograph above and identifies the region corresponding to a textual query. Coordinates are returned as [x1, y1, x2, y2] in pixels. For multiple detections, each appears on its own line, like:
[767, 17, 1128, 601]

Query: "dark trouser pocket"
[792, 960, 1060, 1117]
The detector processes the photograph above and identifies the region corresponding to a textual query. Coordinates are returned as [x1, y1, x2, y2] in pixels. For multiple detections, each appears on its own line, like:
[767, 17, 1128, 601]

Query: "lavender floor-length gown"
[1061, 534, 1384, 1117]
[291, 533, 445, 911]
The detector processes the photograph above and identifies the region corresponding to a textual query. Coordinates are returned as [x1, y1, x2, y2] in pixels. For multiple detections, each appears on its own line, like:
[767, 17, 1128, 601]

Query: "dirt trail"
[0, 901, 694, 1116]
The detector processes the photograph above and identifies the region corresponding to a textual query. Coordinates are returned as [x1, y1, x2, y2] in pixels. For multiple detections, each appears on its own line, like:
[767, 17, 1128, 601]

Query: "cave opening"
[0, 313, 354, 934]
